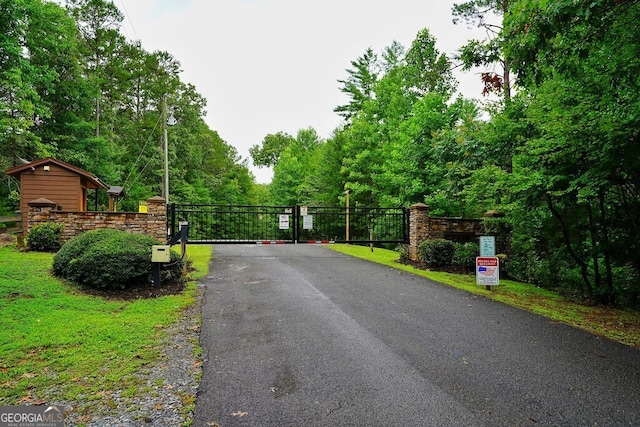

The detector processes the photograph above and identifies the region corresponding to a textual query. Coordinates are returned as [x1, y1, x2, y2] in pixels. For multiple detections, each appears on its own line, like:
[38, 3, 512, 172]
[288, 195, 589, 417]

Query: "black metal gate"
[168, 203, 407, 245]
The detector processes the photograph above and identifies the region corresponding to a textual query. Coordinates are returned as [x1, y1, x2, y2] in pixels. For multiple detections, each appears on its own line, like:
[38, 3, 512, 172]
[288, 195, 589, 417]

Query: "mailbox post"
[152, 221, 189, 287]
[151, 245, 171, 287]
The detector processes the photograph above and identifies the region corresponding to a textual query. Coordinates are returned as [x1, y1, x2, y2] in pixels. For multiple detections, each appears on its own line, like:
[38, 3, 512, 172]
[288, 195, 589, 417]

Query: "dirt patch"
[72, 280, 187, 301]
[0, 233, 16, 247]
[67, 264, 197, 301]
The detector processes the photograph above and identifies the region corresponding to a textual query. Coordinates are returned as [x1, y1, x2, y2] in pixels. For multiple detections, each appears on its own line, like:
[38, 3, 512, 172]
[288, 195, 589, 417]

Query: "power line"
[123, 114, 162, 189]
[117, 0, 139, 41]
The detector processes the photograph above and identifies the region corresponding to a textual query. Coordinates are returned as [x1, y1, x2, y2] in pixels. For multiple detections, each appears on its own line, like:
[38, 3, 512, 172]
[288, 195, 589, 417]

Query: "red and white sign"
[476, 257, 500, 286]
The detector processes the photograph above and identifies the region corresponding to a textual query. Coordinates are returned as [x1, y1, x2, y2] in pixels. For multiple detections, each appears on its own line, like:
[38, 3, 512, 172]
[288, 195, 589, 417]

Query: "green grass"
[329, 244, 640, 349]
[0, 244, 212, 411]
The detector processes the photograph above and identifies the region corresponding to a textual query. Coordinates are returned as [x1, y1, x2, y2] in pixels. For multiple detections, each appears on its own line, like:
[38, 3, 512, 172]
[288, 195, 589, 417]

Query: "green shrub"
[53, 228, 121, 278]
[53, 229, 184, 290]
[452, 242, 479, 271]
[27, 223, 65, 252]
[397, 244, 410, 263]
[613, 265, 640, 308]
[418, 239, 456, 267]
[8, 190, 20, 211]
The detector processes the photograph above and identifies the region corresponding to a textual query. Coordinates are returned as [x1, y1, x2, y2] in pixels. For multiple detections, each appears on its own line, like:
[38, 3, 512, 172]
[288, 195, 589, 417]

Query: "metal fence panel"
[169, 204, 296, 243]
[298, 206, 407, 243]
[169, 204, 407, 244]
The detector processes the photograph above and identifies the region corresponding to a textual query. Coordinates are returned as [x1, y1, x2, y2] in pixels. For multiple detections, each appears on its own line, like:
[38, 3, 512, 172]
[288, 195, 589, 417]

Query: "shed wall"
[19, 164, 82, 225]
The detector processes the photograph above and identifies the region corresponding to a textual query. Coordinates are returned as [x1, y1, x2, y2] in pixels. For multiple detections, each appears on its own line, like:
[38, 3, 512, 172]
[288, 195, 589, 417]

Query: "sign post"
[476, 256, 499, 289]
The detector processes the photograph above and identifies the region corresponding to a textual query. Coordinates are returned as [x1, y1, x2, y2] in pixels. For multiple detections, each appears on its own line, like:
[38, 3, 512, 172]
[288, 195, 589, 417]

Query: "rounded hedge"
[53, 229, 184, 290]
[452, 242, 480, 272]
[418, 238, 456, 268]
[27, 222, 65, 252]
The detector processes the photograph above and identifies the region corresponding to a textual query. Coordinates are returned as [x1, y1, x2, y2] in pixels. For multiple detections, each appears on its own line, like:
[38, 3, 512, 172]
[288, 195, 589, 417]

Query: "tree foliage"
[0, 0, 260, 213]
[4, 0, 640, 307]
[268, 6, 640, 306]
[500, 0, 640, 304]
[249, 131, 295, 168]
[452, 0, 512, 99]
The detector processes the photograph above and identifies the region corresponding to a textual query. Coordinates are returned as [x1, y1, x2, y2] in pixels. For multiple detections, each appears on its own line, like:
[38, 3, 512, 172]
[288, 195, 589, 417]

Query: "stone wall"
[408, 203, 492, 262]
[26, 196, 167, 243]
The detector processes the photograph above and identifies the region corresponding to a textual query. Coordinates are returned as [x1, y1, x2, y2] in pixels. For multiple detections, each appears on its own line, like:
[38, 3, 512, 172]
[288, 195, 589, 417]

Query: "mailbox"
[151, 245, 171, 263]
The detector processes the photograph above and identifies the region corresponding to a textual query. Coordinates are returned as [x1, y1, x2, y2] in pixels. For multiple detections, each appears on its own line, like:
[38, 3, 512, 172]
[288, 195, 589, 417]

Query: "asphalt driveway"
[193, 244, 640, 426]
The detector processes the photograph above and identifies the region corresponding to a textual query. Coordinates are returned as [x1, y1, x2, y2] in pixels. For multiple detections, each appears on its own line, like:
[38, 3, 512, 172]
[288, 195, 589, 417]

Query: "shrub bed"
[53, 229, 184, 290]
[417, 240, 482, 273]
[418, 238, 456, 268]
[452, 242, 479, 272]
[27, 222, 65, 252]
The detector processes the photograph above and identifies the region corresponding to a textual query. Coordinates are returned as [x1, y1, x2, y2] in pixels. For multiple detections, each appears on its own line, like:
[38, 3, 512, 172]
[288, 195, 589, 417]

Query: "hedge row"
[53, 229, 184, 290]
[418, 239, 480, 272]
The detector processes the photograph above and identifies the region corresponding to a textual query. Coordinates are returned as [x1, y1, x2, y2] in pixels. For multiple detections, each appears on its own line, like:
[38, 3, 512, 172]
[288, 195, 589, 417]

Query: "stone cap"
[28, 198, 58, 208]
[147, 196, 166, 204]
[410, 203, 430, 211]
[483, 210, 505, 218]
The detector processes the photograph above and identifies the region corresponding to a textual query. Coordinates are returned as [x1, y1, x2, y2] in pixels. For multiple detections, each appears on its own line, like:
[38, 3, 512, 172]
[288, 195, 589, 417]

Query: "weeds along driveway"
[194, 244, 640, 427]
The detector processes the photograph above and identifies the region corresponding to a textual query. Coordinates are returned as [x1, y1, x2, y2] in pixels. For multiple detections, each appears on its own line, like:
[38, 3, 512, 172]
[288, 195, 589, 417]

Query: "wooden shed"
[5, 157, 110, 226]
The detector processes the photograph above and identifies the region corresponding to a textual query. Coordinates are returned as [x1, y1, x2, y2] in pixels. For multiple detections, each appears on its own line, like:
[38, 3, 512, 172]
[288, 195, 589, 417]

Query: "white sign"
[479, 236, 496, 257]
[300, 206, 308, 216]
[279, 214, 290, 230]
[303, 215, 313, 230]
[476, 257, 499, 286]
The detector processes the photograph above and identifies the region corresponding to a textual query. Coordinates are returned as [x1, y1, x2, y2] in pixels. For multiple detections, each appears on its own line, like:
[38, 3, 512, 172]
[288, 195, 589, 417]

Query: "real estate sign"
[476, 256, 499, 286]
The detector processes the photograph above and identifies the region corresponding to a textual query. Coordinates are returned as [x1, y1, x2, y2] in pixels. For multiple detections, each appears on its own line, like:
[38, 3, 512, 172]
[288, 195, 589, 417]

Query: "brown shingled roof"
[5, 157, 109, 190]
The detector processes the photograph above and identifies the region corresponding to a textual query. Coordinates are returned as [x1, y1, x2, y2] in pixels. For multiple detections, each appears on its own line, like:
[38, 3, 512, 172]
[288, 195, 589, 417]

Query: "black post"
[170, 202, 176, 237]
[180, 221, 189, 256]
[293, 205, 299, 243]
[152, 263, 161, 287]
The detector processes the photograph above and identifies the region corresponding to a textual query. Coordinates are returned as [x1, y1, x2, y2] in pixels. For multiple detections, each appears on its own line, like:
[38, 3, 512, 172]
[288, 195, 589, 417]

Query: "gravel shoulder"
[61, 284, 204, 427]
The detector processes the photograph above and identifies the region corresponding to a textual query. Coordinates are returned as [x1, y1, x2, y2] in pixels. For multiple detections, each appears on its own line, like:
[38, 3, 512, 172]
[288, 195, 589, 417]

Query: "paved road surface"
[193, 244, 640, 426]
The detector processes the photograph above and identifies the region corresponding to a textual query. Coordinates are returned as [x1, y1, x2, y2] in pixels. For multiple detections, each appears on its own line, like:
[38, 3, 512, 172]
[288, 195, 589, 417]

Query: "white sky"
[112, 0, 491, 183]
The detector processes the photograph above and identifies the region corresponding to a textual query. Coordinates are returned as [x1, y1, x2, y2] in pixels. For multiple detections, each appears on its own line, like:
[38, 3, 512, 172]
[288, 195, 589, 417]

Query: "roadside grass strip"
[328, 244, 640, 349]
[0, 245, 212, 408]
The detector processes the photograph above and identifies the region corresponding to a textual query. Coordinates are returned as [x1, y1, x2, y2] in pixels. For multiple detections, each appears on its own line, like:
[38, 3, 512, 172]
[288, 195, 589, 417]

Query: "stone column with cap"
[409, 203, 430, 262]
[26, 198, 58, 234]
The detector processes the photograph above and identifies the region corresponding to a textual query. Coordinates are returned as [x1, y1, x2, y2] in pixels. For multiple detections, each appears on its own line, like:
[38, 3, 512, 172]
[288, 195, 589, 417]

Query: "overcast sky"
[111, 0, 491, 183]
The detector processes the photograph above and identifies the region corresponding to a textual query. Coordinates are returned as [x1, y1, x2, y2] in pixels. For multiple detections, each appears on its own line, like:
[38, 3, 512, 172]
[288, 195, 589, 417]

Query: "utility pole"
[162, 95, 170, 204]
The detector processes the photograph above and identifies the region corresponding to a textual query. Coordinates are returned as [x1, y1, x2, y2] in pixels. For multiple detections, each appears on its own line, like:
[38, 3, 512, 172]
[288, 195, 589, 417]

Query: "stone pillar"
[145, 196, 167, 242]
[27, 198, 58, 234]
[409, 203, 430, 262]
[146, 196, 166, 216]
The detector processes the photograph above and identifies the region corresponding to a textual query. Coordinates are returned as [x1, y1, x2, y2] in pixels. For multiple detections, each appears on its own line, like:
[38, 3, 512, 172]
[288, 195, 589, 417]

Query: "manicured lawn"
[0, 245, 212, 407]
[329, 244, 640, 349]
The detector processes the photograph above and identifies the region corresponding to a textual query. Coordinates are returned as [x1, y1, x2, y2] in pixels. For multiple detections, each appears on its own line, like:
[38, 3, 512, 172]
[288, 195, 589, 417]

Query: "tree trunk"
[598, 189, 614, 299]
[545, 193, 593, 297]
[587, 203, 603, 300]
